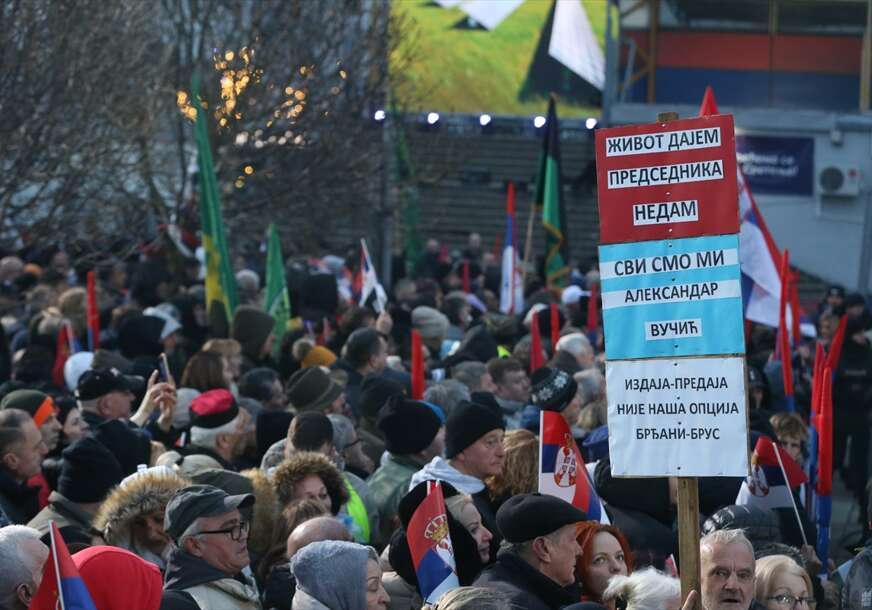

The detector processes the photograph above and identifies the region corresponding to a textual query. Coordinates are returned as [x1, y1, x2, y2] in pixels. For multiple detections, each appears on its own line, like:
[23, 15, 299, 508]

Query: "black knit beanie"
[530, 367, 577, 412]
[445, 399, 504, 458]
[377, 395, 441, 455]
[59, 437, 123, 503]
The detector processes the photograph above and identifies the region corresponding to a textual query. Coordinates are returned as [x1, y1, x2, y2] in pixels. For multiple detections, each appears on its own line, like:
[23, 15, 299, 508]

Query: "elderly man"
[410, 398, 504, 553]
[0, 410, 48, 524]
[0, 390, 62, 453]
[162, 484, 260, 610]
[0, 525, 48, 610]
[699, 529, 756, 610]
[181, 389, 250, 471]
[474, 493, 586, 609]
[75, 368, 176, 442]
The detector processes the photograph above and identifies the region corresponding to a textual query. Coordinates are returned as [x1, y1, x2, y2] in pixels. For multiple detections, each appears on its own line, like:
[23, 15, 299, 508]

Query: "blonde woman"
[485, 429, 538, 510]
[755, 555, 815, 610]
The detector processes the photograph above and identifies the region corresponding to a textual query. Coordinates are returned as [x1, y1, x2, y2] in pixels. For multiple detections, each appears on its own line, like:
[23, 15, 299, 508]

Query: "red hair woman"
[575, 521, 635, 606]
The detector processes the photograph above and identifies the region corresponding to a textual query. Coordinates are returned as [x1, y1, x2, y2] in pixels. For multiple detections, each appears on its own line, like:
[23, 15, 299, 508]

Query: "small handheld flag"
[405, 481, 460, 604]
[550, 303, 560, 350]
[29, 521, 97, 610]
[776, 250, 795, 411]
[826, 314, 848, 372]
[538, 410, 608, 523]
[586, 282, 599, 334]
[736, 436, 807, 512]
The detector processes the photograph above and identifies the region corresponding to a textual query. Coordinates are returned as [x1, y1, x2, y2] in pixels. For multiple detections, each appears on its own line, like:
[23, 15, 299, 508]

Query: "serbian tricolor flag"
[539, 410, 607, 523]
[736, 436, 807, 511]
[29, 521, 97, 610]
[774, 250, 795, 411]
[500, 182, 524, 314]
[359, 238, 387, 313]
[85, 271, 99, 352]
[699, 87, 799, 332]
[406, 481, 459, 604]
[813, 367, 834, 576]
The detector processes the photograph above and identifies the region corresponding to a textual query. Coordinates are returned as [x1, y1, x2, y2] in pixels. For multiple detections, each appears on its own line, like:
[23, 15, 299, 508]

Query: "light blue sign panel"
[599, 234, 745, 360]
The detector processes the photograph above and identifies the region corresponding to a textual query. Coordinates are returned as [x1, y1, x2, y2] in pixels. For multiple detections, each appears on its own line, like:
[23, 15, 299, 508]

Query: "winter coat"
[93, 471, 190, 570]
[842, 546, 872, 608]
[0, 469, 40, 524]
[382, 570, 421, 610]
[368, 454, 425, 543]
[290, 540, 377, 610]
[473, 550, 577, 610]
[27, 491, 98, 551]
[163, 547, 261, 610]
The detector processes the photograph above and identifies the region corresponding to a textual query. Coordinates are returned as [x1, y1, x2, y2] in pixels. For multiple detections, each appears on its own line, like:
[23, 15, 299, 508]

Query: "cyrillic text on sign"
[605, 127, 721, 157]
[633, 200, 699, 226]
[607, 160, 724, 190]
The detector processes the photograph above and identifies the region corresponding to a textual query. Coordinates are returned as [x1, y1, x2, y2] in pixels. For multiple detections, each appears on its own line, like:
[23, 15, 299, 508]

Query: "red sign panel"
[595, 114, 739, 244]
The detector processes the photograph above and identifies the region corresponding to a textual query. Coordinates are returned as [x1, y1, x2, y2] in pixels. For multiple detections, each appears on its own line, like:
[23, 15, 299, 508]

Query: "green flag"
[534, 97, 570, 288]
[193, 74, 238, 336]
[264, 223, 291, 355]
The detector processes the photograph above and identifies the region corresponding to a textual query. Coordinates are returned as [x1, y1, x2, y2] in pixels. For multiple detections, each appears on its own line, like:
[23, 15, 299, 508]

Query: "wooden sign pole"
[656, 110, 701, 609]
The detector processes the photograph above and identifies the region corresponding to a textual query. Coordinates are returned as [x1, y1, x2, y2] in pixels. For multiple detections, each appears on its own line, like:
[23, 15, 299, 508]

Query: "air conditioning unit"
[817, 163, 861, 197]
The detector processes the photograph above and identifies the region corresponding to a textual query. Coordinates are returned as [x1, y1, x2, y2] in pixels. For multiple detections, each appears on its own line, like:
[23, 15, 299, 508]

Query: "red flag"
[462, 261, 471, 293]
[549, 303, 560, 352]
[30, 521, 97, 610]
[411, 329, 425, 400]
[816, 368, 833, 495]
[789, 272, 801, 345]
[698, 85, 719, 116]
[811, 341, 825, 416]
[492, 232, 502, 261]
[86, 270, 100, 352]
[777, 250, 794, 397]
[826, 314, 848, 371]
[530, 310, 544, 373]
[586, 282, 599, 333]
[52, 325, 71, 389]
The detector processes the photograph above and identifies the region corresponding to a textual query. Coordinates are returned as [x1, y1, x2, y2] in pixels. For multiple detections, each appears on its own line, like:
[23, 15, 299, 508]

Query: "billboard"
[391, 0, 607, 117]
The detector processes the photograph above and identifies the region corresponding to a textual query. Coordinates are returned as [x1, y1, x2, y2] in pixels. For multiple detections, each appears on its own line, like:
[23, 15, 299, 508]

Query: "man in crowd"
[238, 368, 287, 412]
[27, 437, 123, 550]
[699, 529, 756, 610]
[0, 410, 47, 524]
[368, 396, 445, 542]
[0, 525, 48, 610]
[487, 357, 530, 427]
[183, 389, 250, 471]
[474, 493, 586, 609]
[333, 327, 388, 416]
[410, 398, 504, 548]
[162, 484, 261, 610]
[452, 361, 497, 394]
[0, 390, 62, 453]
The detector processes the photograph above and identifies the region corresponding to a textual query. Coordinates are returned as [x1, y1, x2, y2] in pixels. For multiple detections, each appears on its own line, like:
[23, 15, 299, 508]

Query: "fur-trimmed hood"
[93, 472, 190, 558]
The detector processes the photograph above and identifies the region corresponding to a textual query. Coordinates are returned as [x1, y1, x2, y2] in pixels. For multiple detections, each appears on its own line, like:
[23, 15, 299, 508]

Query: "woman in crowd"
[179, 350, 232, 393]
[290, 540, 390, 610]
[485, 428, 538, 511]
[272, 451, 350, 516]
[755, 555, 815, 610]
[445, 493, 493, 565]
[575, 522, 634, 604]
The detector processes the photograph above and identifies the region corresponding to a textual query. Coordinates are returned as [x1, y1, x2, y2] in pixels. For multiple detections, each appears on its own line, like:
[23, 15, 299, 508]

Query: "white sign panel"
[606, 356, 749, 477]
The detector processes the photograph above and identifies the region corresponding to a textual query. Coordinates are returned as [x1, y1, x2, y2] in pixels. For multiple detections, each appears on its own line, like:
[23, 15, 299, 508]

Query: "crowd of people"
[0, 234, 867, 609]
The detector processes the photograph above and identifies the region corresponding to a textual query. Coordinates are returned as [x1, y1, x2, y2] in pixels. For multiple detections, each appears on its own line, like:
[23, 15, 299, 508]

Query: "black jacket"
[0, 469, 40, 524]
[473, 550, 577, 610]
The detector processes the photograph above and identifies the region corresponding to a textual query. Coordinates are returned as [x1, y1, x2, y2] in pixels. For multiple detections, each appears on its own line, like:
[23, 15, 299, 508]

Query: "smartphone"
[158, 353, 175, 386]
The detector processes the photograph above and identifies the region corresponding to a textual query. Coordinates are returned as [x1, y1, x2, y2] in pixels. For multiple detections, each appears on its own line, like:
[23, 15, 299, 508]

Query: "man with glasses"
[162, 484, 261, 610]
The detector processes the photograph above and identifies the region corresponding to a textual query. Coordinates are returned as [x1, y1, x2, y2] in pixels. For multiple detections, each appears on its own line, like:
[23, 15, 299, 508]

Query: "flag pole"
[521, 199, 536, 289]
[772, 441, 809, 546]
[49, 521, 66, 610]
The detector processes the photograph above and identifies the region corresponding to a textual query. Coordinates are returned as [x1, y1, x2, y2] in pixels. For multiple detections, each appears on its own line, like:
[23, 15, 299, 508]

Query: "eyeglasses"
[767, 594, 816, 608]
[195, 521, 249, 542]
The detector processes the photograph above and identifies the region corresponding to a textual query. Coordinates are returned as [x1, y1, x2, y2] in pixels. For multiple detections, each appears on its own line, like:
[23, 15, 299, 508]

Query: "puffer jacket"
[93, 471, 190, 570]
